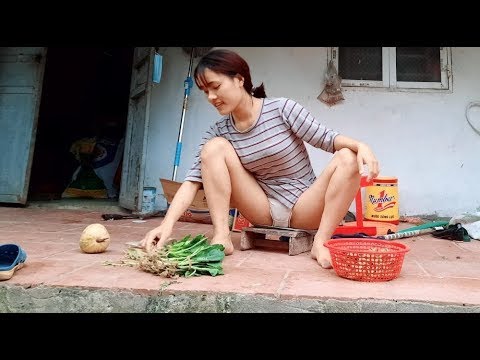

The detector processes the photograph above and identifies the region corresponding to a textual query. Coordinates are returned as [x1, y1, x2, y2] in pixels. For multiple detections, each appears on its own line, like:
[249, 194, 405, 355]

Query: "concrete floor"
[0, 206, 479, 313]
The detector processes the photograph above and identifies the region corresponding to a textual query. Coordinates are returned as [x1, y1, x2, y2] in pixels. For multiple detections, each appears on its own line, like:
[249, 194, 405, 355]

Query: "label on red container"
[365, 182, 399, 224]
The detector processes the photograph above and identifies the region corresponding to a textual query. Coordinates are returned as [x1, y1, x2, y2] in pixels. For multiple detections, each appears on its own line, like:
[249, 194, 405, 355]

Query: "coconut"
[79, 223, 111, 254]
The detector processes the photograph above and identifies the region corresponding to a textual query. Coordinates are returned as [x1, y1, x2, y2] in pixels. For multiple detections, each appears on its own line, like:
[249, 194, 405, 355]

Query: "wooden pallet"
[240, 226, 316, 256]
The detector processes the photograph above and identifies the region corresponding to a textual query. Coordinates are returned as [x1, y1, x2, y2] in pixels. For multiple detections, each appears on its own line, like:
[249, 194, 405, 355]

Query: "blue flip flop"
[0, 244, 27, 281]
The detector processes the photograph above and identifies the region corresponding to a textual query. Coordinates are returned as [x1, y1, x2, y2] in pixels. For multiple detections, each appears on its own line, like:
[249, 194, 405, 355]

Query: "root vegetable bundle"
[106, 234, 225, 278]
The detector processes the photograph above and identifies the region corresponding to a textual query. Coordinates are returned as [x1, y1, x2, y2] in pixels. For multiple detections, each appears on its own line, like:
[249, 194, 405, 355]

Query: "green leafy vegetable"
[123, 234, 225, 278]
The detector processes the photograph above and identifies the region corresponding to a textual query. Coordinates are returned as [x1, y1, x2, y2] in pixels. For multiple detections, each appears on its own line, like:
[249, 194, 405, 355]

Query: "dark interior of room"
[28, 47, 134, 201]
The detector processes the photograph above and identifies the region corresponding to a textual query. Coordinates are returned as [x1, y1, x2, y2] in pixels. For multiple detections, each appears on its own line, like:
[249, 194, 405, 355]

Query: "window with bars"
[331, 47, 452, 91]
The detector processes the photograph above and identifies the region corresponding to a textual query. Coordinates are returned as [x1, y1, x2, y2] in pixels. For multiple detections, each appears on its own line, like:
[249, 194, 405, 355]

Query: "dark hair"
[194, 49, 267, 98]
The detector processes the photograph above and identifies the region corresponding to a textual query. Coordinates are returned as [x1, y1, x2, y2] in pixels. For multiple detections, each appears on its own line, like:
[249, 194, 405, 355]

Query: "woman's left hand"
[356, 143, 379, 181]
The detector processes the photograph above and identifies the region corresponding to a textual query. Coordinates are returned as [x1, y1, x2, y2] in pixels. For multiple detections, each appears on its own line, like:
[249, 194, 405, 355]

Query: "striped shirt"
[184, 97, 339, 210]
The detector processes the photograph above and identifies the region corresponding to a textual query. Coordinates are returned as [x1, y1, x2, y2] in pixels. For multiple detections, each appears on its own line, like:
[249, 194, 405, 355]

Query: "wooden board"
[160, 178, 209, 210]
[240, 226, 314, 256]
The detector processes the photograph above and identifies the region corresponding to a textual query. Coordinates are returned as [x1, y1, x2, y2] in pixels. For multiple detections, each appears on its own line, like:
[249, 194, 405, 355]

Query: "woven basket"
[324, 239, 409, 282]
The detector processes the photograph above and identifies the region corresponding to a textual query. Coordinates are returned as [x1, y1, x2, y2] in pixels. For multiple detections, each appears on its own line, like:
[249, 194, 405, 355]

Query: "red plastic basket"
[324, 239, 410, 282]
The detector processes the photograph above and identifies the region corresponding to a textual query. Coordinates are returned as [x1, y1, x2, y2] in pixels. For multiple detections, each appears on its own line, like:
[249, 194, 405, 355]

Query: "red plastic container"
[333, 176, 377, 236]
[324, 239, 409, 282]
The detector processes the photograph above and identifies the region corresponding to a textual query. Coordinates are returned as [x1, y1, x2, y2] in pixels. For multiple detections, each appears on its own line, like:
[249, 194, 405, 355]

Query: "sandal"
[431, 224, 471, 242]
[0, 244, 27, 281]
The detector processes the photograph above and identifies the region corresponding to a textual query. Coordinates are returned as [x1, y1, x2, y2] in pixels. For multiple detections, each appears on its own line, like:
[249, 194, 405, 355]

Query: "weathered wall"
[145, 47, 480, 217]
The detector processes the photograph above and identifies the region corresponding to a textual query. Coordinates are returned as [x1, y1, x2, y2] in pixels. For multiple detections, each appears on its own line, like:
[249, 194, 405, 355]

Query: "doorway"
[28, 47, 134, 205]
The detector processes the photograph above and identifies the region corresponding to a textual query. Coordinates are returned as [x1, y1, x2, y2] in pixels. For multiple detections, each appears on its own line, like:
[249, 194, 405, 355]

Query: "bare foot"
[311, 241, 332, 269]
[211, 235, 235, 255]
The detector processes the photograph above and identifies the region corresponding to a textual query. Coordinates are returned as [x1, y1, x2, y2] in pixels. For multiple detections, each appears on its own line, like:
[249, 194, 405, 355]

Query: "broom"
[172, 47, 213, 181]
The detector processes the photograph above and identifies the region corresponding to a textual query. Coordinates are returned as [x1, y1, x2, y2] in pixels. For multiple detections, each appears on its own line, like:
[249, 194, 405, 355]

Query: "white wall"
[145, 47, 480, 217]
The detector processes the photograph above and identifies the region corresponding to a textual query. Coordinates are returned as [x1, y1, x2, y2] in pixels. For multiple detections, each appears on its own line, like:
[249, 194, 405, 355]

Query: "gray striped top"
[184, 97, 339, 209]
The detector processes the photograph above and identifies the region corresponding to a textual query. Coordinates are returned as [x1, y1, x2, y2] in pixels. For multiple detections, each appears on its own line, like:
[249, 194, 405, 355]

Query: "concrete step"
[26, 199, 130, 214]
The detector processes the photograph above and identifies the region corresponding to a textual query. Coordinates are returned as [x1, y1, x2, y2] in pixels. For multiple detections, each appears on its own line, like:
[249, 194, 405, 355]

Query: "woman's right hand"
[139, 180, 199, 253]
[140, 224, 173, 254]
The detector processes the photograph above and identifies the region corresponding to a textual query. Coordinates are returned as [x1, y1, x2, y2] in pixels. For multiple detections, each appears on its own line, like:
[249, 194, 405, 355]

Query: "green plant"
[123, 234, 225, 278]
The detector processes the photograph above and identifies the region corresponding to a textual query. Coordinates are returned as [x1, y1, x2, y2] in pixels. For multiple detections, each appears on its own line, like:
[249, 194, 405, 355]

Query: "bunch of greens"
[122, 234, 225, 278]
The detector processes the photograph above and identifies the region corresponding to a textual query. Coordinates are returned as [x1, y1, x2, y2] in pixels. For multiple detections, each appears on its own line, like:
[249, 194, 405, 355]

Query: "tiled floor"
[1, 206, 480, 311]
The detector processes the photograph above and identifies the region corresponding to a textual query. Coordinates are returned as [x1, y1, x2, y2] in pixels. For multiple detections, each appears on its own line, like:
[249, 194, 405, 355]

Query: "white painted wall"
[144, 47, 480, 217]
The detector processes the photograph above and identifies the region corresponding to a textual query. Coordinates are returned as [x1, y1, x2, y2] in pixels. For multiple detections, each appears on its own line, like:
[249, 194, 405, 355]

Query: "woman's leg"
[289, 148, 361, 268]
[201, 137, 272, 255]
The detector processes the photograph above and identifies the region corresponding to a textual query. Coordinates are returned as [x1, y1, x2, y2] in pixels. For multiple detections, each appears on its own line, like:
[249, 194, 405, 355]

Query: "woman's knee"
[201, 137, 232, 162]
[335, 148, 359, 174]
